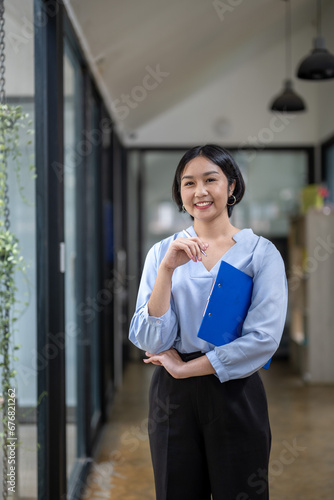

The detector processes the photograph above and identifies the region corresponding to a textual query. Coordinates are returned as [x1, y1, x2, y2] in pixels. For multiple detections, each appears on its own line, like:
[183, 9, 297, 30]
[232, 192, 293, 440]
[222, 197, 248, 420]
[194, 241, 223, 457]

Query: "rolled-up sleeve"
[206, 242, 288, 383]
[129, 243, 179, 353]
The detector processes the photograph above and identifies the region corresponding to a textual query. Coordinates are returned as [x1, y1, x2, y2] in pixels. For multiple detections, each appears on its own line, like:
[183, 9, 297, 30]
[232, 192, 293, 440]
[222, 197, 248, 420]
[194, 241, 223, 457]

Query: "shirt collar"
[183, 226, 254, 279]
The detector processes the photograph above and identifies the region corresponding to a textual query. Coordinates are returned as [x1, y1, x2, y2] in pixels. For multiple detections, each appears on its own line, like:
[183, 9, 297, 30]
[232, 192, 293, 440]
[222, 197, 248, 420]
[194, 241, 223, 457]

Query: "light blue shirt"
[129, 226, 288, 383]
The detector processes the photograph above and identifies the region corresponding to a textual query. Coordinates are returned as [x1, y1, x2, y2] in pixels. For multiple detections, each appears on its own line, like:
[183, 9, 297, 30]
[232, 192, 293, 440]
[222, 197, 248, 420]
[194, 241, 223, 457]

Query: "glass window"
[64, 40, 84, 480]
[324, 144, 334, 206]
[232, 150, 308, 237]
[141, 149, 308, 257]
[87, 96, 102, 423]
[142, 151, 187, 256]
[1, 0, 37, 497]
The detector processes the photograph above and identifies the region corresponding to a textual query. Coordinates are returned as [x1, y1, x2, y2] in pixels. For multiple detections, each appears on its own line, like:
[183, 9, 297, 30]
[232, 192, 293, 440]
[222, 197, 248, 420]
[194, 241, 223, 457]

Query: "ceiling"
[64, 0, 332, 140]
[65, 0, 321, 128]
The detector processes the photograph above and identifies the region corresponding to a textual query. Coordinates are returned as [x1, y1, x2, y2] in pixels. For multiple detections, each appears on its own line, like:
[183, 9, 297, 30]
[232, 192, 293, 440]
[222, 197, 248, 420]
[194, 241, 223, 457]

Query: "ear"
[229, 179, 237, 195]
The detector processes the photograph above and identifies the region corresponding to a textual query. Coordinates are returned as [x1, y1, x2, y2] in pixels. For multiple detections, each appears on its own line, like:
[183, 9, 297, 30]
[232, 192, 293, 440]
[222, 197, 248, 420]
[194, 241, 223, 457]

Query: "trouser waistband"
[176, 350, 205, 362]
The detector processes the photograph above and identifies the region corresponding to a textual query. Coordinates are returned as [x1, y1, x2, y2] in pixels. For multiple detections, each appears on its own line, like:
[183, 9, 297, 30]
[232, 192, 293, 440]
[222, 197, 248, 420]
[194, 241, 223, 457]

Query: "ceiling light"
[270, 79, 306, 112]
[297, 0, 334, 80]
[269, 0, 306, 112]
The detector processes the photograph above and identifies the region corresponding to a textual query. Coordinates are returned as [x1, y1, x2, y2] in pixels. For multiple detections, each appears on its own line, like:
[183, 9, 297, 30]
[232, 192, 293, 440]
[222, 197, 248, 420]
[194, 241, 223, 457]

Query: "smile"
[194, 201, 213, 207]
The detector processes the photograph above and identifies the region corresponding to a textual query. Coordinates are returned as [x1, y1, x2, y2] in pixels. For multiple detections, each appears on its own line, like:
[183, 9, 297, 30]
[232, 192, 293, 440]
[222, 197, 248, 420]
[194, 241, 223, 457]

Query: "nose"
[195, 181, 208, 197]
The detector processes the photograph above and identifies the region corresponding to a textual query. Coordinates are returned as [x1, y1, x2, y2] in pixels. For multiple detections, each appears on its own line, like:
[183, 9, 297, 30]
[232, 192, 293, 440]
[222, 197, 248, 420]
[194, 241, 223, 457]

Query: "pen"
[182, 229, 207, 257]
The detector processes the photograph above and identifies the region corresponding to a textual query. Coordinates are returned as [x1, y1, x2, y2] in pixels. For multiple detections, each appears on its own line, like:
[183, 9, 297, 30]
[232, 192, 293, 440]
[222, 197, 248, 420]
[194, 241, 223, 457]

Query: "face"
[180, 156, 236, 222]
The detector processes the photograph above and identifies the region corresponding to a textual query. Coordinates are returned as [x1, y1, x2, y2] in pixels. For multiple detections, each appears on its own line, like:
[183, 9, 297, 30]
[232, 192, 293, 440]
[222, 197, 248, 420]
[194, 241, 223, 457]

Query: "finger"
[143, 357, 162, 365]
[176, 241, 198, 262]
[183, 236, 208, 252]
[145, 352, 162, 360]
[192, 236, 209, 252]
[187, 240, 203, 261]
[182, 238, 208, 259]
[146, 349, 170, 357]
[184, 240, 204, 261]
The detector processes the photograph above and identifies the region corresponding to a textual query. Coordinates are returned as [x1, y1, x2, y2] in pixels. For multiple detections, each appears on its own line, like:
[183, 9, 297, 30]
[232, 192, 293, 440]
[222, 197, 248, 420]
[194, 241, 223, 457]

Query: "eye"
[184, 181, 194, 186]
[206, 178, 216, 182]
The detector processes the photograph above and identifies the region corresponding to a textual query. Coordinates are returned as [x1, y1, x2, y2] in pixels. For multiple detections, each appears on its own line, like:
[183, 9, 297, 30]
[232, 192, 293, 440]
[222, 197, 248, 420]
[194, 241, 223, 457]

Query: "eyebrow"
[181, 171, 219, 181]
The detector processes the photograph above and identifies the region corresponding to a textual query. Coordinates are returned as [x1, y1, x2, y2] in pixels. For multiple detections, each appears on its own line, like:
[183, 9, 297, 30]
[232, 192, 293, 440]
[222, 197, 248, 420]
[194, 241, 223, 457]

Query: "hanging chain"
[0, 0, 5, 104]
[0, 1, 10, 499]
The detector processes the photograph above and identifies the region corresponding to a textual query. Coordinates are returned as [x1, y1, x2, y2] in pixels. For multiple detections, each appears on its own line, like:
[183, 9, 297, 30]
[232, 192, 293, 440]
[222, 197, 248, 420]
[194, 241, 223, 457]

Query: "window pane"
[142, 149, 308, 251]
[143, 151, 186, 256]
[324, 144, 334, 205]
[233, 150, 308, 237]
[64, 43, 82, 479]
[88, 98, 101, 420]
[1, 0, 37, 497]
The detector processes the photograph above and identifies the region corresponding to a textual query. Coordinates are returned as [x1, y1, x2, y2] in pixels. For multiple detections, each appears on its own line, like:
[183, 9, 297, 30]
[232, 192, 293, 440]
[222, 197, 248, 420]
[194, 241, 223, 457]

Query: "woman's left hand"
[144, 348, 186, 379]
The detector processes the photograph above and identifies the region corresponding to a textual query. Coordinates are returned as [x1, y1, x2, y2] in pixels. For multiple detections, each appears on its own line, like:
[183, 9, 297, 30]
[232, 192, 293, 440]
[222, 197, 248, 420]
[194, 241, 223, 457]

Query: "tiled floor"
[82, 359, 334, 500]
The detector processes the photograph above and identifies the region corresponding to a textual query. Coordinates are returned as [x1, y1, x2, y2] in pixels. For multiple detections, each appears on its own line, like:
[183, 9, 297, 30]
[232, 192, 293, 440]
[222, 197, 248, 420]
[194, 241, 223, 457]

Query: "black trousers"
[148, 352, 271, 500]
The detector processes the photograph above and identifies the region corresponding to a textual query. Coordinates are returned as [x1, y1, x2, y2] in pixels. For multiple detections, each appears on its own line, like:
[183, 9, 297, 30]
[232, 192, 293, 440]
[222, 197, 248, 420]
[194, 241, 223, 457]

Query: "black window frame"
[34, 2, 122, 498]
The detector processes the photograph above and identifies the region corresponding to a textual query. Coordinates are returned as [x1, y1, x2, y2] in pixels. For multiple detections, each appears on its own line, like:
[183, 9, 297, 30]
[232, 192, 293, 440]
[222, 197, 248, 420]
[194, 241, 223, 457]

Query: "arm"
[144, 348, 216, 378]
[206, 242, 288, 383]
[147, 264, 174, 317]
[129, 235, 208, 353]
[128, 244, 179, 353]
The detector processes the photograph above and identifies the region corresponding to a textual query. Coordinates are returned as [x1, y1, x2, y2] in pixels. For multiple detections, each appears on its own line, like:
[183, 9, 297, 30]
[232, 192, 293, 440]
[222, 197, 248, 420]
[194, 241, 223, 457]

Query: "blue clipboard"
[197, 260, 271, 370]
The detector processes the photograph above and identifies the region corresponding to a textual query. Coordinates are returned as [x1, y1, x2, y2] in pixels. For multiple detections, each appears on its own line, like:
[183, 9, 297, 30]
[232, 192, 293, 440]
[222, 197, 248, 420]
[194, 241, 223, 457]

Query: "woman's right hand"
[160, 237, 208, 271]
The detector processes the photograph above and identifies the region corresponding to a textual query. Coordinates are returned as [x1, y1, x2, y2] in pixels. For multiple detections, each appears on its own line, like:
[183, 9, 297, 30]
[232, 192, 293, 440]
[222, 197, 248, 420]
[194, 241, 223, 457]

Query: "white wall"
[129, 22, 321, 147]
[6, 1, 34, 97]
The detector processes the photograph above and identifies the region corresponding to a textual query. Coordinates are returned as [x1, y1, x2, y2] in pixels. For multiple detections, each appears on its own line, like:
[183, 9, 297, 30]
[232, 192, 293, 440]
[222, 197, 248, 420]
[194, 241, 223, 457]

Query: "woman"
[129, 145, 287, 500]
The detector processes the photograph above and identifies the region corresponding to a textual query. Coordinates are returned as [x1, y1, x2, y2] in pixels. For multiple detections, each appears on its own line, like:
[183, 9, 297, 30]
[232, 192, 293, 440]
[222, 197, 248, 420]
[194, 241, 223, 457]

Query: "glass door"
[87, 96, 102, 429]
[63, 40, 83, 479]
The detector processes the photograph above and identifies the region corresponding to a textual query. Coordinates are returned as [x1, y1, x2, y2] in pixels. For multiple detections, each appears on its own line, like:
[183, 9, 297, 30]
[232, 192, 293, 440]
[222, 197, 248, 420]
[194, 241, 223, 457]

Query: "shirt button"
[156, 319, 161, 325]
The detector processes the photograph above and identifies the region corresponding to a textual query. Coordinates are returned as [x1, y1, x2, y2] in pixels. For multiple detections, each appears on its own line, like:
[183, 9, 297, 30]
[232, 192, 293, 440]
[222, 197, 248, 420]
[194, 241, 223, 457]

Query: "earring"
[227, 194, 236, 206]
[182, 204, 187, 213]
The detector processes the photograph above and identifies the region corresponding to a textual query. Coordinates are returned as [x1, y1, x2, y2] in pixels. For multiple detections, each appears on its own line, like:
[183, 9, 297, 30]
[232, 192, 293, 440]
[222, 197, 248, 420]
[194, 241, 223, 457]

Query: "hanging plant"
[0, 102, 35, 496]
[0, 2, 37, 496]
[0, 103, 34, 379]
[0, 103, 35, 201]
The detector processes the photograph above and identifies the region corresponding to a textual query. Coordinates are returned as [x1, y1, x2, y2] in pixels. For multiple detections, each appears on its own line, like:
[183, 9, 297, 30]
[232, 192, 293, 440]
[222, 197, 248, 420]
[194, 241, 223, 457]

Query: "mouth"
[194, 201, 213, 209]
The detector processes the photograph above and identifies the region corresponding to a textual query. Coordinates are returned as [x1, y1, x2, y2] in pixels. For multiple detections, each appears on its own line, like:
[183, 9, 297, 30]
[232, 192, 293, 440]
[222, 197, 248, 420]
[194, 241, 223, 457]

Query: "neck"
[193, 215, 238, 241]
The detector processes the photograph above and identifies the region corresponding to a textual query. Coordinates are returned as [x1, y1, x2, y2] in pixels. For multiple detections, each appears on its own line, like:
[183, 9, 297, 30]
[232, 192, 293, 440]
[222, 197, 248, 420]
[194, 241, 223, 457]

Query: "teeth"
[196, 202, 212, 207]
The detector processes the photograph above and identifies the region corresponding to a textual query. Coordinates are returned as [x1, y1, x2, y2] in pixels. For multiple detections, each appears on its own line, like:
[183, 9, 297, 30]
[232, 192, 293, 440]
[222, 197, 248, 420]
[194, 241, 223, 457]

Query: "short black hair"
[172, 145, 245, 218]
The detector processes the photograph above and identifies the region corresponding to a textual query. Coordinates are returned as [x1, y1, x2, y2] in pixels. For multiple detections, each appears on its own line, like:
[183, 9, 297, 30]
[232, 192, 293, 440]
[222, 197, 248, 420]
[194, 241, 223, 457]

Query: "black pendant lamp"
[297, 0, 334, 80]
[269, 0, 306, 112]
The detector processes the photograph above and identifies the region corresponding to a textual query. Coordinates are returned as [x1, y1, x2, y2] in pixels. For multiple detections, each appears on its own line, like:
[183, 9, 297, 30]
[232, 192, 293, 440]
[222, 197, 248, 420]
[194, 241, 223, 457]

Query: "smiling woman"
[173, 144, 245, 219]
[181, 160, 234, 223]
[129, 145, 287, 500]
